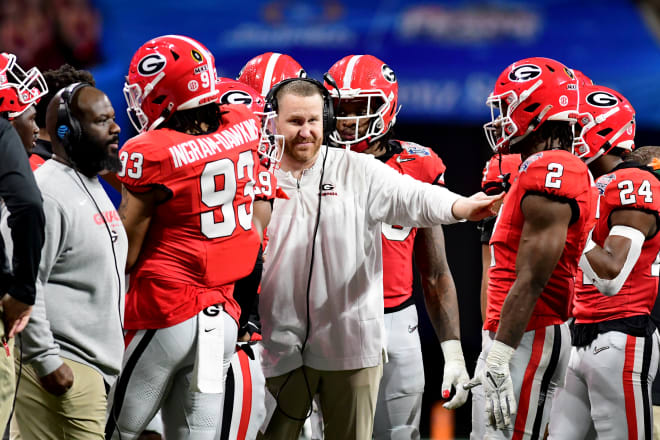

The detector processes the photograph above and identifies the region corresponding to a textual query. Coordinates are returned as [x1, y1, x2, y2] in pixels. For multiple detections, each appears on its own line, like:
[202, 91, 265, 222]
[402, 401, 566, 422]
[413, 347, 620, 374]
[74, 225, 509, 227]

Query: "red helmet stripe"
[262, 53, 281, 96]
[343, 55, 361, 89]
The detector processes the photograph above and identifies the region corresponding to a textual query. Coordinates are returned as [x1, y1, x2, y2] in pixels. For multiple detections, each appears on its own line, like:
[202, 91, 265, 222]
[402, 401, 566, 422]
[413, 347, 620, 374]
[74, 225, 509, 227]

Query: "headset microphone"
[323, 72, 341, 111]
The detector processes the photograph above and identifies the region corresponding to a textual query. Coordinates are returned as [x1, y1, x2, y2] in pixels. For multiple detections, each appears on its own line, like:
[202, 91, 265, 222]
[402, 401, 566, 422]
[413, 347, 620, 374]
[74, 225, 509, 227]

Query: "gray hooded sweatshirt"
[21, 159, 127, 386]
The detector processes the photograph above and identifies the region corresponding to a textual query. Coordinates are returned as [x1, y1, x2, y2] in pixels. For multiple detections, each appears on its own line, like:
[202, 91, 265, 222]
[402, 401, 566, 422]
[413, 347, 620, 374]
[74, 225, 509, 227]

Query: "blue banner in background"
[93, 0, 660, 133]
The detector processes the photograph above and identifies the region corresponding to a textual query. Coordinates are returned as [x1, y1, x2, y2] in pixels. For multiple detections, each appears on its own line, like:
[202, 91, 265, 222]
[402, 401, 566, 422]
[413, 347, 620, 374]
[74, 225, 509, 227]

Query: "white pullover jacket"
[260, 146, 462, 377]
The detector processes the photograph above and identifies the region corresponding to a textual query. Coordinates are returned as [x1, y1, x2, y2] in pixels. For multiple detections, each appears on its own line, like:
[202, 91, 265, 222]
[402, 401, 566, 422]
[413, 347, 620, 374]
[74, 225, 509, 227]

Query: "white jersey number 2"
[545, 163, 564, 189]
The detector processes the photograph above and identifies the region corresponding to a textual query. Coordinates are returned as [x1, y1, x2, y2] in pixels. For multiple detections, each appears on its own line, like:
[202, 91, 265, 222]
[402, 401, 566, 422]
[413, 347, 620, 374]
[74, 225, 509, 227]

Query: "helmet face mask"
[573, 85, 635, 163]
[332, 94, 389, 149]
[123, 81, 151, 133]
[483, 57, 579, 154]
[256, 107, 284, 168]
[326, 55, 399, 151]
[484, 90, 522, 154]
[124, 35, 219, 133]
[0, 53, 48, 114]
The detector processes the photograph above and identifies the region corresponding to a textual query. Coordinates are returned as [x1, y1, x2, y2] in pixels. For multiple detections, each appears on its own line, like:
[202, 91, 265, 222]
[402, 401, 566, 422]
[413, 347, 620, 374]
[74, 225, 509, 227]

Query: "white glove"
[465, 340, 516, 430]
[440, 340, 470, 409]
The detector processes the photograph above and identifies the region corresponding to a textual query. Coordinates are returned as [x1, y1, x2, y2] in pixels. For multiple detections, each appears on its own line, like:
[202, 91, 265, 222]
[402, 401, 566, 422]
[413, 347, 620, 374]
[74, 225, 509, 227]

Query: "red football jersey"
[117, 104, 262, 329]
[485, 150, 595, 332]
[574, 166, 660, 322]
[381, 140, 446, 309]
[481, 154, 522, 195]
[258, 165, 289, 253]
[29, 154, 45, 171]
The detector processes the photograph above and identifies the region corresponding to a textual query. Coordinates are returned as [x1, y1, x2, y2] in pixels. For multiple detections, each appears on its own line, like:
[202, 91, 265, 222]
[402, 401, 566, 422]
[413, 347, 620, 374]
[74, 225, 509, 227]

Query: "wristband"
[486, 340, 515, 367]
[441, 339, 465, 363]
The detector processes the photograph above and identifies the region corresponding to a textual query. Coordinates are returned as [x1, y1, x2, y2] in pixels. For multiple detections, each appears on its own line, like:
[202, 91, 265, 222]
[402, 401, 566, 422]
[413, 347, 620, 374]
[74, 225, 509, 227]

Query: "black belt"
[571, 314, 656, 347]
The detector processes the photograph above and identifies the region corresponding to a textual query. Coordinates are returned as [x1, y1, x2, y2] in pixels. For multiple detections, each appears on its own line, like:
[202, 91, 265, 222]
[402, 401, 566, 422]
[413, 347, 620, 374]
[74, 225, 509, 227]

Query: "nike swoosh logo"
[396, 156, 415, 163]
[408, 325, 418, 333]
[204, 328, 216, 333]
[593, 345, 609, 354]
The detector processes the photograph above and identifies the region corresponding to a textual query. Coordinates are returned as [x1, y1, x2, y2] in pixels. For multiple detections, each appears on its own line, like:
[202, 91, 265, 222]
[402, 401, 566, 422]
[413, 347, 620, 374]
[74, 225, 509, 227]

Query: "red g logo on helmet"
[137, 53, 167, 76]
[507, 64, 542, 82]
[216, 78, 264, 112]
[585, 91, 618, 108]
[220, 90, 253, 106]
[382, 65, 396, 83]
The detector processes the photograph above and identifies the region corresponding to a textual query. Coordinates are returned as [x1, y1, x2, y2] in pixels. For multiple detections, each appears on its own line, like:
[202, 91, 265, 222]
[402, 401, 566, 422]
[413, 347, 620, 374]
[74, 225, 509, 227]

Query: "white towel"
[190, 305, 225, 393]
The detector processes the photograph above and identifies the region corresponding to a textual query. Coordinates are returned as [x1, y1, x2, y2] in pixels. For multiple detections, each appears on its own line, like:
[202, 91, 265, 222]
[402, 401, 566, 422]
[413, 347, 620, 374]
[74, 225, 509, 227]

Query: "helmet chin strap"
[350, 132, 389, 154]
[148, 102, 175, 131]
[337, 114, 390, 153]
[351, 116, 389, 153]
[350, 139, 371, 153]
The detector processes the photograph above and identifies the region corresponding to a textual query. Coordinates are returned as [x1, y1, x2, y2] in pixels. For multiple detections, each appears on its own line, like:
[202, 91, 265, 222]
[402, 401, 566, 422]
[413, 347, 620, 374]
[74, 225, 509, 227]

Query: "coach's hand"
[466, 340, 516, 430]
[440, 340, 470, 409]
[39, 361, 74, 396]
[1, 294, 32, 338]
[452, 192, 504, 222]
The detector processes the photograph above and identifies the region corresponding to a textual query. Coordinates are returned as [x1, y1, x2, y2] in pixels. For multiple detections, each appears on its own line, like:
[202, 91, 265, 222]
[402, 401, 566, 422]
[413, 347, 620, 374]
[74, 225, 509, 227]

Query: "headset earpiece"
[264, 77, 335, 140]
[56, 82, 91, 158]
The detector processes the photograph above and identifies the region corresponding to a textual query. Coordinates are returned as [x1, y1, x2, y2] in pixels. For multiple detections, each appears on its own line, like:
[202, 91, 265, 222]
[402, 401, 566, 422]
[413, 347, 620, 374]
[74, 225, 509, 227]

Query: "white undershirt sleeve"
[579, 225, 645, 297]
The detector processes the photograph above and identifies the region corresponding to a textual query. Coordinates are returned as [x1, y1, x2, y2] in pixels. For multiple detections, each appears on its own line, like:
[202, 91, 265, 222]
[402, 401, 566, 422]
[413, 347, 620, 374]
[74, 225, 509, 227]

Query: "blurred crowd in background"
[0, 0, 102, 71]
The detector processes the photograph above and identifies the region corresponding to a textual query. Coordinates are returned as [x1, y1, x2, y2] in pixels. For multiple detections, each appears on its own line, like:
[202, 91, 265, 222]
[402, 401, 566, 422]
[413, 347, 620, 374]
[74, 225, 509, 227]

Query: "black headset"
[56, 82, 92, 157]
[264, 77, 335, 140]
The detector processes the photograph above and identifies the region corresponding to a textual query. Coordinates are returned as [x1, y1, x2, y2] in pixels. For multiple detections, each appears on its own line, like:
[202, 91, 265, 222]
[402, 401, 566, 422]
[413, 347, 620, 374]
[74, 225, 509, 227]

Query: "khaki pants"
[260, 364, 382, 440]
[11, 358, 106, 440]
[654, 405, 660, 440]
[0, 319, 14, 435]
